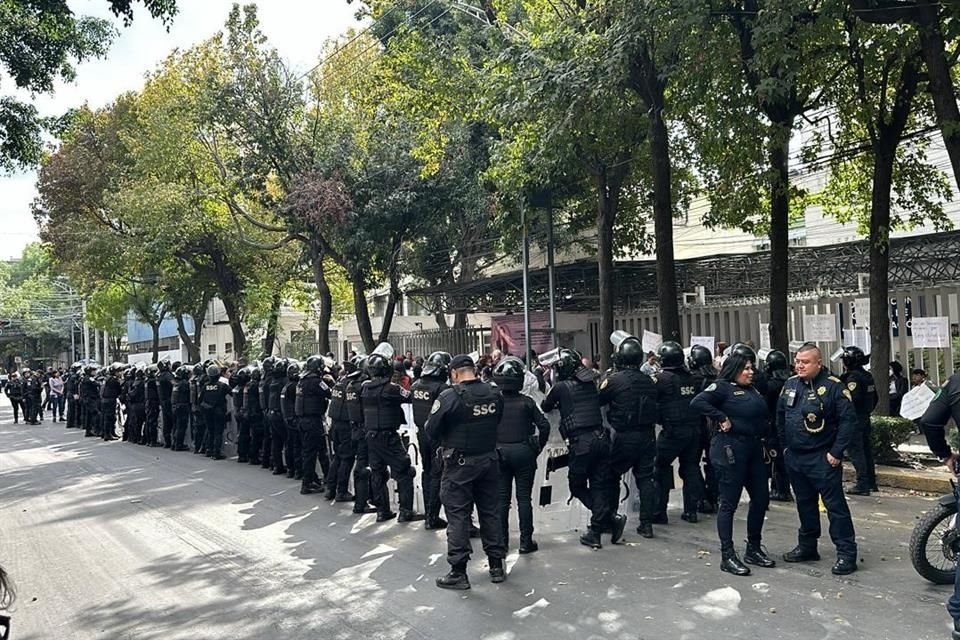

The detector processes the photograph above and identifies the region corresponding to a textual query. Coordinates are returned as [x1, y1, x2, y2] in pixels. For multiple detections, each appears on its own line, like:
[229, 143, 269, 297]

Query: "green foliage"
[870, 415, 916, 462]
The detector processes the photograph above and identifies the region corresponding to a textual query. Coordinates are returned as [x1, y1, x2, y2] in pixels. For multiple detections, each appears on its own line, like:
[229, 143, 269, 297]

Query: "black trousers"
[192, 408, 206, 452]
[608, 427, 657, 524]
[300, 416, 326, 485]
[846, 417, 877, 490]
[204, 408, 226, 457]
[498, 442, 538, 546]
[417, 432, 442, 520]
[768, 433, 791, 495]
[100, 399, 117, 440]
[710, 434, 769, 549]
[261, 413, 273, 467]
[145, 402, 159, 445]
[128, 403, 145, 443]
[161, 400, 174, 447]
[248, 417, 264, 463]
[326, 420, 355, 495]
[173, 405, 190, 448]
[656, 425, 703, 516]
[285, 420, 302, 475]
[367, 430, 415, 516]
[236, 414, 250, 461]
[353, 427, 374, 509]
[567, 430, 613, 532]
[24, 395, 38, 424]
[268, 411, 287, 471]
[66, 396, 78, 427]
[785, 448, 858, 560]
[441, 451, 506, 568]
[9, 398, 21, 423]
[83, 400, 99, 434]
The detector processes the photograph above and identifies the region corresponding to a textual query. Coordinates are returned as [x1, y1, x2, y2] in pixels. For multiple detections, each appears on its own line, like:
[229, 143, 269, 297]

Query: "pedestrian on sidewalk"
[48, 371, 65, 422]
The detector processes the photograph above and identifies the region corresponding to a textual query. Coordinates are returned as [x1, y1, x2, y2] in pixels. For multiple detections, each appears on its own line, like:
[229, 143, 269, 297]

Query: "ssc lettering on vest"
[346, 392, 357, 401]
[332, 389, 343, 398]
[413, 389, 432, 401]
[473, 402, 498, 417]
[680, 386, 696, 396]
[204, 384, 218, 391]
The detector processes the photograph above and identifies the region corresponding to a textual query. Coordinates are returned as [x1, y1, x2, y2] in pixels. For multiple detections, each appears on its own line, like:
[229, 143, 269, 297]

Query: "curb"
[843, 464, 951, 494]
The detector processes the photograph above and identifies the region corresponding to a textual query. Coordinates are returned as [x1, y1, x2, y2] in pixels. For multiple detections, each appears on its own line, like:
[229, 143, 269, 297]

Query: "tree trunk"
[767, 120, 793, 353]
[648, 81, 680, 343]
[869, 147, 895, 417]
[263, 290, 282, 357]
[220, 295, 247, 359]
[377, 236, 403, 344]
[452, 255, 477, 330]
[917, 2, 960, 192]
[175, 313, 201, 362]
[312, 242, 332, 354]
[151, 321, 160, 364]
[595, 171, 621, 372]
[351, 271, 376, 353]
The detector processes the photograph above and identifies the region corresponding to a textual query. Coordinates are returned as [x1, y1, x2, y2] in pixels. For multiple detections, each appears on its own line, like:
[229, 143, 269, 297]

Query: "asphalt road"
[0, 395, 956, 640]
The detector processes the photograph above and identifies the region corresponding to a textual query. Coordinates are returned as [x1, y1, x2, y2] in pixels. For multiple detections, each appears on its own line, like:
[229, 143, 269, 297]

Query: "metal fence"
[588, 283, 960, 386]
[380, 325, 492, 359]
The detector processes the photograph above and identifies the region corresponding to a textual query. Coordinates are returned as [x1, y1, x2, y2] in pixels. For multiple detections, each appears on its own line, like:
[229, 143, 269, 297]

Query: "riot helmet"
[841, 345, 869, 369]
[610, 331, 644, 369]
[287, 361, 301, 380]
[422, 351, 452, 378]
[765, 349, 789, 373]
[688, 344, 713, 371]
[492, 356, 525, 391]
[657, 341, 685, 368]
[207, 365, 221, 379]
[730, 343, 757, 363]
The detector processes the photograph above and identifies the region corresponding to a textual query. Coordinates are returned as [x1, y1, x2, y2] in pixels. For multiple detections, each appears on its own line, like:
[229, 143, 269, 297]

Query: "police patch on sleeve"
[842, 389, 853, 401]
[706, 383, 717, 392]
[817, 386, 827, 396]
[399, 387, 411, 398]
[600, 379, 609, 390]
[847, 381, 857, 391]
[430, 399, 441, 414]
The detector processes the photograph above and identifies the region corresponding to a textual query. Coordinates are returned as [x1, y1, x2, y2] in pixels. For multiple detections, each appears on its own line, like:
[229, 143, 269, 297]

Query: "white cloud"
[1, 0, 363, 259]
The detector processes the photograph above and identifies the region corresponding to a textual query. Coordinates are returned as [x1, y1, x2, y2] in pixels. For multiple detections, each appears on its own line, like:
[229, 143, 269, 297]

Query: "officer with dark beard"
[411, 351, 452, 530]
[347, 358, 377, 514]
[100, 364, 123, 441]
[764, 350, 793, 501]
[232, 367, 250, 461]
[493, 356, 550, 553]
[171, 366, 192, 451]
[297, 355, 332, 494]
[157, 360, 175, 448]
[840, 346, 878, 495]
[362, 343, 424, 523]
[654, 341, 704, 524]
[542, 348, 624, 548]
[427, 354, 507, 589]
[600, 332, 659, 539]
[325, 357, 358, 501]
[281, 361, 303, 480]
[244, 367, 265, 465]
[689, 344, 720, 514]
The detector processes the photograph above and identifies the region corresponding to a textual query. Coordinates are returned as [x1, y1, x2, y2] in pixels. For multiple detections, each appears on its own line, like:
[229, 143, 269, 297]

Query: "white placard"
[788, 340, 805, 353]
[759, 322, 772, 351]
[803, 314, 837, 342]
[642, 330, 663, 354]
[911, 316, 950, 349]
[853, 298, 871, 328]
[842, 328, 871, 355]
[899, 383, 937, 420]
[689, 335, 715, 354]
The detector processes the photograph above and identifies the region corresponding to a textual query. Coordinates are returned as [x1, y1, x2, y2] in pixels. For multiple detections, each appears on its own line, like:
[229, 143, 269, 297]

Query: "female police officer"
[691, 347, 775, 576]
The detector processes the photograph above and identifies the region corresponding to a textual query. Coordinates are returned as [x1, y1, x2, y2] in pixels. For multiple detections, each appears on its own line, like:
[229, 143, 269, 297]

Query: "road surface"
[0, 395, 954, 639]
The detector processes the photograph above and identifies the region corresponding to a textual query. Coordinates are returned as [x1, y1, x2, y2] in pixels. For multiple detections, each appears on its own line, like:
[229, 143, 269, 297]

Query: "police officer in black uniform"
[362, 343, 424, 523]
[840, 346, 879, 495]
[654, 341, 705, 524]
[426, 354, 507, 589]
[691, 347, 776, 576]
[4, 372, 23, 424]
[297, 355, 332, 494]
[325, 357, 358, 501]
[232, 367, 249, 461]
[189, 363, 205, 452]
[171, 366, 192, 451]
[128, 367, 146, 444]
[411, 351, 452, 530]
[689, 344, 719, 514]
[493, 356, 550, 553]
[281, 361, 303, 480]
[81, 366, 100, 437]
[259, 357, 276, 469]
[144, 365, 160, 447]
[157, 360, 175, 448]
[100, 364, 123, 441]
[244, 367, 265, 465]
[764, 350, 793, 501]
[777, 343, 859, 575]
[23, 369, 41, 425]
[600, 332, 659, 539]
[267, 358, 288, 475]
[65, 364, 81, 428]
[199, 365, 230, 459]
[542, 348, 623, 548]
[347, 359, 377, 514]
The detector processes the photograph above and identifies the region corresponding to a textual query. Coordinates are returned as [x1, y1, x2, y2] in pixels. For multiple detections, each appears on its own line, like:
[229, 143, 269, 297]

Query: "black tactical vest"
[361, 377, 406, 432]
[440, 381, 501, 455]
[328, 377, 351, 422]
[412, 377, 447, 427]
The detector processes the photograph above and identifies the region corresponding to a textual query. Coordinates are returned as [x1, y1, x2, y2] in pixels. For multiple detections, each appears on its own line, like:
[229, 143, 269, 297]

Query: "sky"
[0, 0, 363, 260]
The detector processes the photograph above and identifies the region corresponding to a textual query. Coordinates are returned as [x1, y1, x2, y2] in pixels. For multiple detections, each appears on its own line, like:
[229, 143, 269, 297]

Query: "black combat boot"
[579, 527, 602, 549]
[610, 513, 627, 544]
[334, 492, 355, 503]
[377, 510, 398, 522]
[425, 516, 448, 530]
[680, 511, 698, 523]
[518, 538, 539, 554]
[436, 564, 470, 590]
[323, 488, 336, 500]
[720, 544, 751, 577]
[782, 545, 820, 563]
[489, 558, 506, 583]
[831, 557, 858, 575]
[743, 542, 776, 568]
[636, 522, 654, 539]
[398, 510, 425, 523]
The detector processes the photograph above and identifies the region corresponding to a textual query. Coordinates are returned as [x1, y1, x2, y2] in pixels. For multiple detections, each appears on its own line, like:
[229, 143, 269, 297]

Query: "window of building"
[208, 344, 217, 355]
[225, 342, 233, 354]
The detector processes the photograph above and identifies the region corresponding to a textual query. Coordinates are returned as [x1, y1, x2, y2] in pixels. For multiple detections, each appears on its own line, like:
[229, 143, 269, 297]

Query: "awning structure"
[408, 230, 960, 314]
